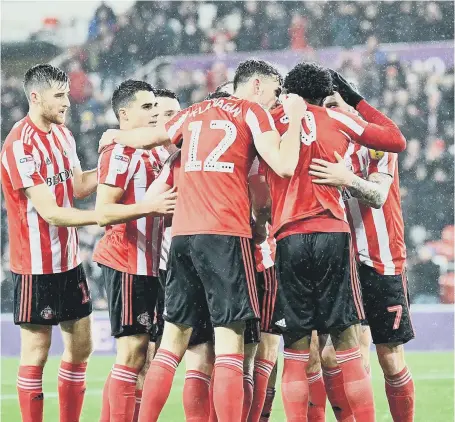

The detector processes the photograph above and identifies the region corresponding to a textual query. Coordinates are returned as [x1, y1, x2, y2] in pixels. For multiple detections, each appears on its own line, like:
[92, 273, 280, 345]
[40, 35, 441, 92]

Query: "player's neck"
[28, 108, 52, 133]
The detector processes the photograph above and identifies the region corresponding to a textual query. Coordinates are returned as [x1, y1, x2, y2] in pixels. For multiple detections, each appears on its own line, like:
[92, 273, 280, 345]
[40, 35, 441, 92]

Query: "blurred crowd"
[1, 1, 454, 310]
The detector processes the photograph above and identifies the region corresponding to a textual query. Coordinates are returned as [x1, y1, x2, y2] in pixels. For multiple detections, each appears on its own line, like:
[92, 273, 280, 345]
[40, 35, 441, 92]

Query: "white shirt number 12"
[185, 120, 237, 173]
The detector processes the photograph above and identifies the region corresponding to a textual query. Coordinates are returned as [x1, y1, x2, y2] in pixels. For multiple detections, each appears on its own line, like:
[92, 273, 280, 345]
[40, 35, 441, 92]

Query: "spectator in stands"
[88, 1, 117, 41]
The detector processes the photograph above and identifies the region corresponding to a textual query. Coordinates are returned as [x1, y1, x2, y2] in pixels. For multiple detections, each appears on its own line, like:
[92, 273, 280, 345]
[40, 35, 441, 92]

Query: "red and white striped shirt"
[1, 115, 81, 275]
[93, 144, 168, 276]
[344, 144, 406, 275]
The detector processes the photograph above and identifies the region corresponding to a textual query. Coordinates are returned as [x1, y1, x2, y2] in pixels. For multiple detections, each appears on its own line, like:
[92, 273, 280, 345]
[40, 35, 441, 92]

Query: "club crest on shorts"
[40, 306, 55, 320]
[137, 312, 152, 329]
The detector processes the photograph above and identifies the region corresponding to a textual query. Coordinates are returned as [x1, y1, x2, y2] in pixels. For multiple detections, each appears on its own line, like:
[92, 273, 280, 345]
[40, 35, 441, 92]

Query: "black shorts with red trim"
[272, 232, 364, 347]
[257, 266, 280, 335]
[359, 264, 415, 345]
[165, 234, 260, 328]
[12, 265, 92, 326]
[150, 271, 166, 343]
[100, 265, 160, 338]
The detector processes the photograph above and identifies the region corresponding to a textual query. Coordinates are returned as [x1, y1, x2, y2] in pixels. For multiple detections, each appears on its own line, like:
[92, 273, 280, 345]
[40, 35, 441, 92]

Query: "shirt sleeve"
[326, 107, 368, 142]
[270, 106, 289, 136]
[2, 140, 45, 190]
[245, 103, 276, 142]
[366, 150, 397, 177]
[97, 144, 136, 190]
[165, 109, 189, 145]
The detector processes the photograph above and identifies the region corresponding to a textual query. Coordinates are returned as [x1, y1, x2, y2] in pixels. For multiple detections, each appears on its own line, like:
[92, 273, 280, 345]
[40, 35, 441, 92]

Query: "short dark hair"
[205, 91, 231, 100]
[155, 88, 179, 101]
[112, 80, 155, 120]
[283, 62, 334, 105]
[23, 64, 69, 100]
[233, 60, 282, 91]
[215, 81, 233, 93]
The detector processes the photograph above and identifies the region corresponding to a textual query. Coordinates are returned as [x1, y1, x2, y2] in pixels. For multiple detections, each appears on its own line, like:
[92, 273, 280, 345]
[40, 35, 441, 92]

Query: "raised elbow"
[393, 134, 406, 153]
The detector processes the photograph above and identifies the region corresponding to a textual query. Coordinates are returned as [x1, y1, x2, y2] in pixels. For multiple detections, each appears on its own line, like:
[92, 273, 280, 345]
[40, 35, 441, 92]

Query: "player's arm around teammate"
[314, 92, 415, 422]
[93, 81, 177, 422]
[0, 64, 99, 422]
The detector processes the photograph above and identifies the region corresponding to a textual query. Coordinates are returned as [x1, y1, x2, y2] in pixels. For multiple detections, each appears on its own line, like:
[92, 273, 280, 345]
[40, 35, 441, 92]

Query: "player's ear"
[253, 78, 261, 95]
[29, 90, 40, 105]
[118, 108, 128, 121]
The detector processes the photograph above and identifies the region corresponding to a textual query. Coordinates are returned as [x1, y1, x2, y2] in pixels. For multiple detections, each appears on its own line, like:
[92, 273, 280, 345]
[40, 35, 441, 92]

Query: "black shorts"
[153, 269, 214, 347]
[150, 271, 166, 343]
[272, 232, 363, 347]
[359, 265, 415, 345]
[101, 265, 159, 338]
[257, 267, 280, 335]
[12, 265, 92, 325]
[165, 234, 259, 328]
[244, 319, 261, 344]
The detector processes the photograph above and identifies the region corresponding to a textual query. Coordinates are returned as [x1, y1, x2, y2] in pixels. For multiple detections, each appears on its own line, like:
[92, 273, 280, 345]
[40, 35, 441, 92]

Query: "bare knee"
[116, 335, 150, 370]
[257, 333, 280, 363]
[214, 322, 245, 356]
[307, 332, 322, 373]
[160, 322, 193, 358]
[376, 343, 406, 376]
[185, 343, 215, 376]
[20, 325, 52, 366]
[244, 343, 258, 375]
[330, 324, 360, 351]
[60, 317, 93, 363]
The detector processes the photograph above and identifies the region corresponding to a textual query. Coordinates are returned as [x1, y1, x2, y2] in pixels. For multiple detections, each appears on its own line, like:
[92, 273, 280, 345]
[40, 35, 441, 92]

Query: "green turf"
[2, 352, 453, 421]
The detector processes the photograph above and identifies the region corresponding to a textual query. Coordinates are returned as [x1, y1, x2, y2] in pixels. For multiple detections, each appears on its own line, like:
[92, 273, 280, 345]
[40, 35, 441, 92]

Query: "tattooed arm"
[309, 151, 393, 209]
[346, 172, 393, 209]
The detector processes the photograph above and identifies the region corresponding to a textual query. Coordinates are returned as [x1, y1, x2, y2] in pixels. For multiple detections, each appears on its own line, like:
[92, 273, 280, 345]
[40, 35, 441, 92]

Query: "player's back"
[271, 104, 365, 237]
[171, 96, 274, 238]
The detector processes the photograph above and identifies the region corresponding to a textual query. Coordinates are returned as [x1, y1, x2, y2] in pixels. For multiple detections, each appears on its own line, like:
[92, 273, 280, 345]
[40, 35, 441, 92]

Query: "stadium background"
[1, 1, 454, 421]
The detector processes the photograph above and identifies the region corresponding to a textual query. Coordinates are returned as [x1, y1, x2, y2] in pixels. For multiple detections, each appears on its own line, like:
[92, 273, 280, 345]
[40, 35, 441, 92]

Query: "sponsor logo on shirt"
[46, 168, 73, 187]
[114, 154, 130, 174]
[18, 155, 37, 176]
[19, 156, 34, 164]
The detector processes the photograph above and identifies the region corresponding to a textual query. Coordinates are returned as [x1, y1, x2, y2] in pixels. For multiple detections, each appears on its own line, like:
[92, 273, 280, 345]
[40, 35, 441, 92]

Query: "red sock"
[208, 367, 218, 422]
[260, 388, 276, 421]
[248, 359, 275, 422]
[385, 367, 415, 422]
[138, 349, 180, 422]
[109, 364, 139, 422]
[132, 389, 142, 422]
[242, 373, 254, 421]
[336, 348, 375, 422]
[183, 370, 211, 421]
[323, 367, 354, 421]
[307, 371, 326, 422]
[213, 354, 244, 422]
[282, 349, 310, 422]
[58, 361, 87, 422]
[99, 373, 111, 422]
[17, 365, 44, 422]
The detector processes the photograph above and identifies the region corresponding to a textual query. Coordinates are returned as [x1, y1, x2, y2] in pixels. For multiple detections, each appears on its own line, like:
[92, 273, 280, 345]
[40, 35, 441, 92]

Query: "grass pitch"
[2, 351, 453, 421]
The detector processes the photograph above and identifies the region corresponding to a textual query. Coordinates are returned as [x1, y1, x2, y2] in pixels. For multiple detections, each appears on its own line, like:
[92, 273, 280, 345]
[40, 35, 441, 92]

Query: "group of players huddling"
[2, 59, 415, 422]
